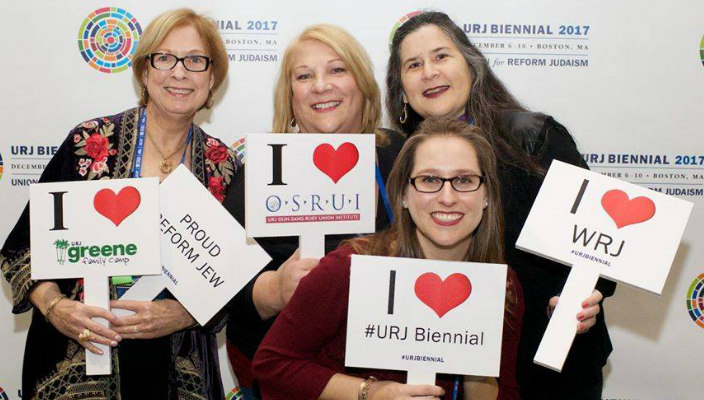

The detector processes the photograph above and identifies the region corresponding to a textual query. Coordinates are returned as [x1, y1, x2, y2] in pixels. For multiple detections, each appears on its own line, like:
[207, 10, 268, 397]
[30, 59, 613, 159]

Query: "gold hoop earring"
[399, 102, 408, 124]
[290, 117, 300, 134]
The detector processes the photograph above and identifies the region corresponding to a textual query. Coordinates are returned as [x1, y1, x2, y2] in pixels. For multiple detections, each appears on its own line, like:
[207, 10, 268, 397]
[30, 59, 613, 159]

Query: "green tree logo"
[54, 240, 69, 265]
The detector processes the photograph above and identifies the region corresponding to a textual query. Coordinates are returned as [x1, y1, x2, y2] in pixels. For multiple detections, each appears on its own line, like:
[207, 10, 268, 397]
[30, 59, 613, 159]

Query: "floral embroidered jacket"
[1, 107, 241, 400]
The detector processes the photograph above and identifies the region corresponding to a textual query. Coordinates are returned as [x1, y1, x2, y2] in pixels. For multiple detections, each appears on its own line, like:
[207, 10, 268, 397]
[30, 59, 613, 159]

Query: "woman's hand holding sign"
[254, 248, 320, 319]
[276, 249, 320, 306]
[110, 299, 196, 339]
[548, 289, 603, 334]
[31, 281, 122, 355]
[319, 374, 445, 400]
[366, 381, 445, 400]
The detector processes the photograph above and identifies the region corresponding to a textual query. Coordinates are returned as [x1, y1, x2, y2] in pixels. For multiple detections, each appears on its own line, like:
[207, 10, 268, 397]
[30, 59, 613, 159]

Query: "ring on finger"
[132, 325, 139, 334]
[78, 328, 92, 341]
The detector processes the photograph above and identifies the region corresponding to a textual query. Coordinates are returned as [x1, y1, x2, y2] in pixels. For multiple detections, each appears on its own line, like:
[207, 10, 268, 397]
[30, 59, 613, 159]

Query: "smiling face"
[141, 24, 214, 121]
[404, 136, 487, 261]
[289, 39, 364, 133]
[399, 25, 472, 120]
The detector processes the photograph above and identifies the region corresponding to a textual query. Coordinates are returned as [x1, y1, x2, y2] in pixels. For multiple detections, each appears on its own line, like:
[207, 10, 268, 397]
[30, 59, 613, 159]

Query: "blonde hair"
[133, 8, 228, 109]
[272, 24, 385, 144]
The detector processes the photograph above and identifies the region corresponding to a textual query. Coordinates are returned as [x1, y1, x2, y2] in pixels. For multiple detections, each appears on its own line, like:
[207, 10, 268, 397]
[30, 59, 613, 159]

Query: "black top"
[223, 130, 405, 381]
[497, 111, 615, 399]
[0, 109, 235, 400]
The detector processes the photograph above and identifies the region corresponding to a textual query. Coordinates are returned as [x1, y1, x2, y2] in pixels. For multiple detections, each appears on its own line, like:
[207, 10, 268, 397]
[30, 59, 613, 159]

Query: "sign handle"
[406, 368, 436, 384]
[112, 274, 168, 318]
[300, 232, 325, 258]
[533, 263, 601, 372]
[84, 271, 111, 375]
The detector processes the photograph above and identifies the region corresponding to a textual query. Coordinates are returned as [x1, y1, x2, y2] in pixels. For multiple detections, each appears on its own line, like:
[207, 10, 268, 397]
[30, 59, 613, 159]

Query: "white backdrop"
[1, 1, 702, 399]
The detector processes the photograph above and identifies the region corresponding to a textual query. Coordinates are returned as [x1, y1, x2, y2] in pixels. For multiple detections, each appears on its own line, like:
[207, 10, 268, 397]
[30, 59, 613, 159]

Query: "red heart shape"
[312, 142, 359, 183]
[93, 186, 141, 226]
[414, 272, 472, 318]
[601, 189, 656, 229]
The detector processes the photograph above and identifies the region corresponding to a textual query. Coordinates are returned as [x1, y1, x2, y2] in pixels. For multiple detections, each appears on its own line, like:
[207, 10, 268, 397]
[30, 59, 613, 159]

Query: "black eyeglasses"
[148, 53, 212, 72]
[409, 174, 485, 193]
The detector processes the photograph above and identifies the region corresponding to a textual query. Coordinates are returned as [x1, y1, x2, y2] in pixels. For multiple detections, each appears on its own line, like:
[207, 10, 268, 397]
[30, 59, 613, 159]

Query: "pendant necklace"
[146, 130, 189, 174]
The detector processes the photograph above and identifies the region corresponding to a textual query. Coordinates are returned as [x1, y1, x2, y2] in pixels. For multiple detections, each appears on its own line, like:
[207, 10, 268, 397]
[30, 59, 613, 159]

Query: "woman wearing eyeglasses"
[253, 117, 524, 400]
[1, 9, 237, 399]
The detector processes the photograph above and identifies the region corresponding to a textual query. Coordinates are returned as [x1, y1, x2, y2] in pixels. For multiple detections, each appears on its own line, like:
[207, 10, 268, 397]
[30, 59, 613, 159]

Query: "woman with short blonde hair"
[1, 8, 236, 399]
[272, 24, 382, 140]
[133, 8, 228, 109]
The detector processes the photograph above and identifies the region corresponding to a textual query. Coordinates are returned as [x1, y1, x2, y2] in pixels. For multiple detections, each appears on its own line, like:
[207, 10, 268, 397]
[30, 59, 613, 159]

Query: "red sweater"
[253, 246, 524, 400]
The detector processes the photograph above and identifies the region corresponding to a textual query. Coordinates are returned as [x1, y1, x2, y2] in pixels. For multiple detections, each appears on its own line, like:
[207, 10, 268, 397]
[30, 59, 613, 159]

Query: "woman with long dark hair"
[385, 11, 615, 400]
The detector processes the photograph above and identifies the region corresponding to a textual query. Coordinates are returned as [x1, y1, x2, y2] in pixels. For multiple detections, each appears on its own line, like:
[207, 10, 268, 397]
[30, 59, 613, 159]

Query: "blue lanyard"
[132, 109, 147, 178]
[375, 164, 393, 223]
[452, 375, 460, 400]
[180, 130, 193, 164]
[131, 108, 193, 178]
[119, 109, 192, 296]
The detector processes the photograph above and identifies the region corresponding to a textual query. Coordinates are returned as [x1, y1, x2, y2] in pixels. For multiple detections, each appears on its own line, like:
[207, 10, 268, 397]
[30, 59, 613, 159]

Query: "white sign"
[516, 160, 693, 372]
[30, 178, 160, 278]
[30, 177, 161, 375]
[346, 255, 507, 383]
[117, 165, 272, 325]
[517, 160, 693, 294]
[245, 134, 376, 256]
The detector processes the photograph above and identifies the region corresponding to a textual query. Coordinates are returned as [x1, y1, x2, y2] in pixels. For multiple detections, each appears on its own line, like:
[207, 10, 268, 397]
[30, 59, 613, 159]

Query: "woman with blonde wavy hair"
[271, 24, 383, 139]
[223, 24, 404, 400]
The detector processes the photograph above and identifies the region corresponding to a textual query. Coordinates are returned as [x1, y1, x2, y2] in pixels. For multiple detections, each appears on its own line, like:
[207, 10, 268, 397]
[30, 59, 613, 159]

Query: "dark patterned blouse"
[1, 107, 241, 400]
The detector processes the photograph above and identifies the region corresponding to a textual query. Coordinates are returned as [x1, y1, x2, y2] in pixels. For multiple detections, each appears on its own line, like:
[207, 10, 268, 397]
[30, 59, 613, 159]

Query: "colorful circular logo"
[0, 151, 4, 183]
[686, 273, 704, 329]
[389, 10, 424, 48]
[77, 7, 142, 73]
[231, 137, 246, 163]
